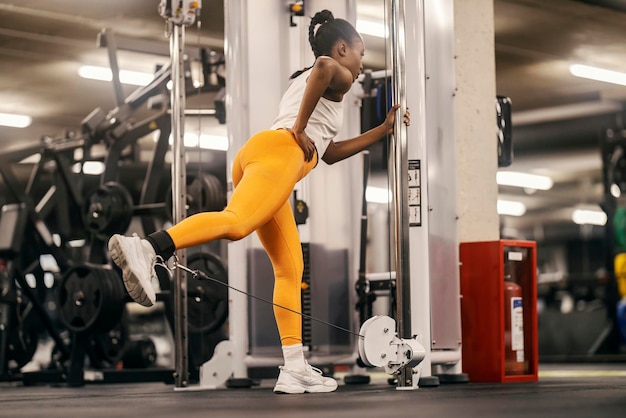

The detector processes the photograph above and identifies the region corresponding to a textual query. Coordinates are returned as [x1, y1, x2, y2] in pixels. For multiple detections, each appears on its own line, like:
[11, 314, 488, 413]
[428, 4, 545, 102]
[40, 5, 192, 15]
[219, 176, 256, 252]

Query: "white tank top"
[271, 68, 344, 158]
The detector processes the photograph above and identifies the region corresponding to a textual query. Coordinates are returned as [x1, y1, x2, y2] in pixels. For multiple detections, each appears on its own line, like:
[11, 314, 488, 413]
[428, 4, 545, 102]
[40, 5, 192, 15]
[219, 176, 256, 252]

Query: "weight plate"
[82, 182, 134, 237]
[179, 252, 228, 335]
[167, 173, 226, 219]
[57, 266, 126, 333]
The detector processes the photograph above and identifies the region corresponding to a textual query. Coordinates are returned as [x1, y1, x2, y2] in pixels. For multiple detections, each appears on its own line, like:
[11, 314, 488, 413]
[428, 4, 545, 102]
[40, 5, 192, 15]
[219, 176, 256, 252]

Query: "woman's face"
[345, 38, 365, 81]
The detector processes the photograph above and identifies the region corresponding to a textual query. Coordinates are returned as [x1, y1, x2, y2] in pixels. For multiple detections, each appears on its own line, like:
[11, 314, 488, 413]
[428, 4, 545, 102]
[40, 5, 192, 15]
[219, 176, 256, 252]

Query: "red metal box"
[459, 240, 538, 382]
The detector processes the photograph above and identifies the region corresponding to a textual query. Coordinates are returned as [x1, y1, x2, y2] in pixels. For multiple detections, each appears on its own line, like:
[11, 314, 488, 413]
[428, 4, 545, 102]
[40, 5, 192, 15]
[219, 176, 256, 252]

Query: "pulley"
[358, 315, 425, 376]
[57, 265, 127, 333]
[82, 182, 134, 238]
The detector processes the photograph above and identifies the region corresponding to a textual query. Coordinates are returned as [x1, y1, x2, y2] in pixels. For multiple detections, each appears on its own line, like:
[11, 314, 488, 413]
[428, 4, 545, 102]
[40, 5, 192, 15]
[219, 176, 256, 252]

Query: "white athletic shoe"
[273, 363, 338, 394]
[108, 234, 157, 307]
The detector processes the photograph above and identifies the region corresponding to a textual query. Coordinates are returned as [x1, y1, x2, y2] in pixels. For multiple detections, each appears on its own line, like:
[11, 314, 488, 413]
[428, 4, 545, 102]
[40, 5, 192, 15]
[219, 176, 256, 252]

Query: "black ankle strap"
[146, 230, 176, 260]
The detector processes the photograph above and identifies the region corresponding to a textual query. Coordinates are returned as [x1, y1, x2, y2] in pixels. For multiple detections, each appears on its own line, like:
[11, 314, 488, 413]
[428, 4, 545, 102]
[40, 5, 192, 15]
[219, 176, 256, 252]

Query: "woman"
[109, 9, 409, 394]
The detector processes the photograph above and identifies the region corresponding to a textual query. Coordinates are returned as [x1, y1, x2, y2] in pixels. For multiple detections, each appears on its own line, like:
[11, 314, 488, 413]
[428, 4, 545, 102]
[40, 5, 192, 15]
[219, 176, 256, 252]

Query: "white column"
[224, 0, 291, 379]
[423, 0, 464, 375]
[402, 0, 433, 382]
[224, 0, 361, 378]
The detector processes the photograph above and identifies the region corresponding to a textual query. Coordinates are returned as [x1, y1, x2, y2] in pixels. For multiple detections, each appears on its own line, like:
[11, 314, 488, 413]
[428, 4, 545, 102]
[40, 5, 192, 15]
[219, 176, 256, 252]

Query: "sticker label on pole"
[408, 159, 422, 226]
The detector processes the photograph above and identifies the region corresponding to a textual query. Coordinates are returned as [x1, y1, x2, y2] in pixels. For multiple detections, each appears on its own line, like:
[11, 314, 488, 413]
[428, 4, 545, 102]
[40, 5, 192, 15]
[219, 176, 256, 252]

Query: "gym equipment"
[172, 256, 427, 388]
[57, 265, 127, 334]
[166, 173, 226, 219]
[184, 252, 228, 335]
[2, 286, 41, 372]
[358, 315, 425, 379]
[122, 337, 158, 369]
[0, 203, 71, 381]
[82, 182, 134, 239]
[159, 0, 201, 389]
[88, 324, 128, 369]
[599, 128, 626, 354]
[0, 0, 227, 387]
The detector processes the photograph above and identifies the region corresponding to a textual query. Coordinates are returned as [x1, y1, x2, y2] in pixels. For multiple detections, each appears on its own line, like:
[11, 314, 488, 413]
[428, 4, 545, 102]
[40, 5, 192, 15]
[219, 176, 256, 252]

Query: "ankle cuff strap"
[146, 231, 176, 260]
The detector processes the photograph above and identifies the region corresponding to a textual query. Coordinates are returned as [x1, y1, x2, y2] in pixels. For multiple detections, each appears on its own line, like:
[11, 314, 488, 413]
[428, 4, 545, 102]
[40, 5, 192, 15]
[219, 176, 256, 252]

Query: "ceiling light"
[82, 161, 105, 175]
[497, 171, 553, 190]
[569, 64, 626, 86]
[512, 100, 623, 126]
[78, 65, 154, 86]
[498, 200, 526, 216]
[572, 208, 607, 226]
[497, 200, 527, 216]
[356, 19, 388, 38]
[0, 112, 32, 128]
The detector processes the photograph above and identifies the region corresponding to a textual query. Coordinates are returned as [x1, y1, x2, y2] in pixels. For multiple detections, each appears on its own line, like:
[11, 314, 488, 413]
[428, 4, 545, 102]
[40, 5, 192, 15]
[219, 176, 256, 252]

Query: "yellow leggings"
[166, 129, 317, 346]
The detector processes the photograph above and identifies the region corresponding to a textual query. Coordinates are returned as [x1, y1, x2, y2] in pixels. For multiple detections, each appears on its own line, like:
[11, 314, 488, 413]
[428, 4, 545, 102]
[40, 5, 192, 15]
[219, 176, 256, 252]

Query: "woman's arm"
[322, 104, 409, 165]
[291, 57, 353, 162]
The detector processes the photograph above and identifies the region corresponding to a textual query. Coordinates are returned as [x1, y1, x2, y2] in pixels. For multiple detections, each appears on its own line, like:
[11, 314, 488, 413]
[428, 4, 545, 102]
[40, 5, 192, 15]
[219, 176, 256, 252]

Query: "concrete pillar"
[454, 0, 500, 242]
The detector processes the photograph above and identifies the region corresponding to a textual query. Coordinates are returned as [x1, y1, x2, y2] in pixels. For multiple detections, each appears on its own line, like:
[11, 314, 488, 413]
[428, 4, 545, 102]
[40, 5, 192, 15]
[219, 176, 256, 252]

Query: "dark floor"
[1, 364, 625, 418]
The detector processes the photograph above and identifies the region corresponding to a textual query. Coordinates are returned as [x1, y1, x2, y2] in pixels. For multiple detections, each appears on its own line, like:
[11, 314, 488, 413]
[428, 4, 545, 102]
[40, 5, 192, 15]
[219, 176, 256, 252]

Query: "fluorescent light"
[497, 171, 553, 190]
[78, 65, 154, 86]
[82, 161, 105, 175]
[497, 200, 527, 216]
[366, 186, 391, 204]
[0, 112, 32, 128]
[356, 19, 388, 38]
[72, 161, 105, 175]
[512, 100, 624, 126]
[569, 64, 626, 86]
[572, 209, 607, 226]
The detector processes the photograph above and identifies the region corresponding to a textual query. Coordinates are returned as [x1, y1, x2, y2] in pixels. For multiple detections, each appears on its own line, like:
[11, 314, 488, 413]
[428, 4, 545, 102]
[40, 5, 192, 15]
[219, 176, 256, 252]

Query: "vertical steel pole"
[170, 22, 189, 388]
[389, 0, 413, 389]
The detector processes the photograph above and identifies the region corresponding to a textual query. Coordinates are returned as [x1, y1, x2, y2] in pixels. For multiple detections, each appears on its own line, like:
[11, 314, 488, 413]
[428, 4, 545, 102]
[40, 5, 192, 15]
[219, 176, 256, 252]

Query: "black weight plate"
[185, 252, 228, 334]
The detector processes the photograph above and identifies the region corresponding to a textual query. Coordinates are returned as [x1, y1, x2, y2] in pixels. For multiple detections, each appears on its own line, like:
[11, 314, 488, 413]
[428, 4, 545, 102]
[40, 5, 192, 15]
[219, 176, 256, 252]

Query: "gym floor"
[1, 364, 625, 418]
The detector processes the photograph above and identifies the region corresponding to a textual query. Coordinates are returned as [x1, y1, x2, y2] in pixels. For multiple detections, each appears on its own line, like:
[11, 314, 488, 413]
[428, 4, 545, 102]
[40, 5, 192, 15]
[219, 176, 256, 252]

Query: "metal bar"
[100, 28, 125, 107]
[389, 0, 413, 389]
[170, 23, 189, 388]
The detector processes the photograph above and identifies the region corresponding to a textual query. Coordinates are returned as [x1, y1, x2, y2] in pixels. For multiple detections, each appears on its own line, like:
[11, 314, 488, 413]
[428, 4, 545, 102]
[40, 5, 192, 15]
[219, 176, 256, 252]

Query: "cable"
[171, 260, 365, 339]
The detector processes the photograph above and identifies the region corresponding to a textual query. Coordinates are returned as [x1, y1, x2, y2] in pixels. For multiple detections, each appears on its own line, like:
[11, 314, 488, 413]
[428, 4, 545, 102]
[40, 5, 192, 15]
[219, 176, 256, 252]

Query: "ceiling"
[1, 0, 626, 243]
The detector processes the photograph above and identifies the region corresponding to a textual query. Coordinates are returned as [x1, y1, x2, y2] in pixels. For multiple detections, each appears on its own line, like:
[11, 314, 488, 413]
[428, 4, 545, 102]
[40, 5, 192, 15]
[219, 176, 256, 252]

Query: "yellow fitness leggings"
[166, 129, 317, 346]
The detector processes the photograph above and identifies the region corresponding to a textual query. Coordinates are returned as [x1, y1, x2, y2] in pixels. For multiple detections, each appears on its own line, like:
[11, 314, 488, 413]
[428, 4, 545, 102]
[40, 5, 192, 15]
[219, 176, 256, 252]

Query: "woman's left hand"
[384, 105, 411, 135]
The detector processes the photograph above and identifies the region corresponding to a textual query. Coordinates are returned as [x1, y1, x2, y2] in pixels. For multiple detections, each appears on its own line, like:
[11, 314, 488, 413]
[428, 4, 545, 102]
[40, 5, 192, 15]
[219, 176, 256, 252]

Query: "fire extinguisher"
[504, 281, 525, 375]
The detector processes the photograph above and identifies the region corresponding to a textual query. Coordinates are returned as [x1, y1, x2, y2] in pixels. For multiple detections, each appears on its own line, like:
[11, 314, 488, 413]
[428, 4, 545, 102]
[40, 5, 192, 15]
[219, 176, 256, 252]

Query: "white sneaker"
[108, 234, 157, 307]
[273, 363, 338, 394]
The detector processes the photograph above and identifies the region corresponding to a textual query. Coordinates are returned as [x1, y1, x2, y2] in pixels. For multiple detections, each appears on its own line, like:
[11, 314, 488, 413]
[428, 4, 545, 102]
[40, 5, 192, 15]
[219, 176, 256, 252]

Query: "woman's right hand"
[384, 104, 411, 135]
[292, 129, 316, 162]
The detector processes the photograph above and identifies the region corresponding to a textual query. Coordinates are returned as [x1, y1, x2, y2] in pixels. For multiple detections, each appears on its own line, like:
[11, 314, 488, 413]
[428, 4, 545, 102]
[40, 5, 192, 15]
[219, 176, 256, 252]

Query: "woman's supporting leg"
[255, 199, 304, 347]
